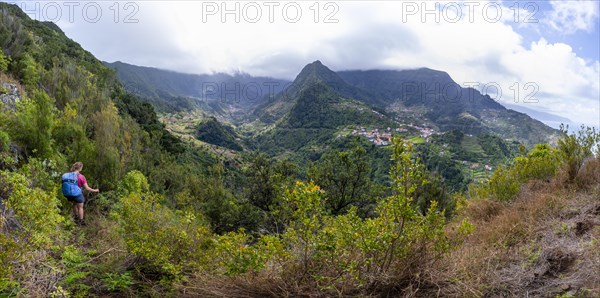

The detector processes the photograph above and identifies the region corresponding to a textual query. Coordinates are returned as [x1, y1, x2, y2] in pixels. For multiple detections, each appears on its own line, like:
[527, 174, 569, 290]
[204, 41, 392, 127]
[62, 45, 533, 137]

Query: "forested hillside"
[104, 61, 290, 114]
[1, 3, 599, 297]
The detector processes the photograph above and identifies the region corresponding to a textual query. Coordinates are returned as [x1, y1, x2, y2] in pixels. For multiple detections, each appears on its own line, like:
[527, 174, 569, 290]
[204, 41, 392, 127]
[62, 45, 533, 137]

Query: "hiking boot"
[76, 218, 86, 226]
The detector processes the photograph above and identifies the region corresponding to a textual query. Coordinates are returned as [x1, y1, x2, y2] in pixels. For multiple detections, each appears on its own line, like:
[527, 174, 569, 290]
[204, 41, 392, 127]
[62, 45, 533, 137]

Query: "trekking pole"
[86, 191, 98, 206]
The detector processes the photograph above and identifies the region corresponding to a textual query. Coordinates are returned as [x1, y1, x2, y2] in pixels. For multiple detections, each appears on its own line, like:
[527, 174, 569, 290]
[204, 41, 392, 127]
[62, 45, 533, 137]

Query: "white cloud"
[11, 0, 600, 127]
[354, 3, 599, 126]
[544, 0, 600, 34]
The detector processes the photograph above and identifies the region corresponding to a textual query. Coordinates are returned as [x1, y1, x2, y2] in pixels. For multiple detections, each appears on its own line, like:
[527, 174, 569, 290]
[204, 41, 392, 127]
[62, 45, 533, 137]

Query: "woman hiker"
[61, 162, 99, 225]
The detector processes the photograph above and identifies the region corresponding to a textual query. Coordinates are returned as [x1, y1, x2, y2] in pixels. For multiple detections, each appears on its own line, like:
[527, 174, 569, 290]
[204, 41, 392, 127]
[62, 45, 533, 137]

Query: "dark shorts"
[65, 194, 85, 204]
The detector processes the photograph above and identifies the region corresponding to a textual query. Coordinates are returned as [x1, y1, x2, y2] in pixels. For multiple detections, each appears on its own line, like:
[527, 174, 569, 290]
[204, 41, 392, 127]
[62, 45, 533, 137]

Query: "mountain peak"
[289, 60, 375, 104]
[295, 60, 335, 82]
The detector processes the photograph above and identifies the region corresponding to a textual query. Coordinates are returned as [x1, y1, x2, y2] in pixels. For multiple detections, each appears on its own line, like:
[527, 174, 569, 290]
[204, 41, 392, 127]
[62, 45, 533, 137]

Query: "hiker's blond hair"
[71, 162, 83, 172]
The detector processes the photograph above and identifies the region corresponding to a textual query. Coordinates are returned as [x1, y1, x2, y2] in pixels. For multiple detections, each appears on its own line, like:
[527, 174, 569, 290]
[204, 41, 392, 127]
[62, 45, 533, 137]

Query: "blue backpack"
[62, 172, 82, 197]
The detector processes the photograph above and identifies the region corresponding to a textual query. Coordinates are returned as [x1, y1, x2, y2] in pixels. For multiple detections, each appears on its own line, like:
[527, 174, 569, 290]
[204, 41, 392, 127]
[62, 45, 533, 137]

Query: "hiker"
[62, 162, 99, 225]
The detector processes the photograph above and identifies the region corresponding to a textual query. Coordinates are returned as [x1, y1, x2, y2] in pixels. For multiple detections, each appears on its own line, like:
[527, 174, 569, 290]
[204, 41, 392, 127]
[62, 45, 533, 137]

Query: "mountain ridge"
[106, 59, 560, 147]
[337, 68, 560, 146]
[252, 60, 384, 124]
[104, 60, 290, 113]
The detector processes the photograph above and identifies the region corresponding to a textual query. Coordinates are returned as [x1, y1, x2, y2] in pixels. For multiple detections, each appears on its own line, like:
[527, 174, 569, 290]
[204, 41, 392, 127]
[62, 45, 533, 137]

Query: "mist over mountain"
[104, 61, 290, 112]
[503, 103, 573, 128]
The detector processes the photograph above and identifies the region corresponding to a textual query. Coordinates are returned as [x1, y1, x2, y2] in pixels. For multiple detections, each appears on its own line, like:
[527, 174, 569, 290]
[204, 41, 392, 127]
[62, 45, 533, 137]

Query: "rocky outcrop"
[0, 82, 21, 111]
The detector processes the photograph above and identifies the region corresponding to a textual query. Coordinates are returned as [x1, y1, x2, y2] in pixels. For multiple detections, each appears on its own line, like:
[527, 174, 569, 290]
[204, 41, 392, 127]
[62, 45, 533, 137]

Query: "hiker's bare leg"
[73, 204, 78, 219]
[75, 203, 84, 220]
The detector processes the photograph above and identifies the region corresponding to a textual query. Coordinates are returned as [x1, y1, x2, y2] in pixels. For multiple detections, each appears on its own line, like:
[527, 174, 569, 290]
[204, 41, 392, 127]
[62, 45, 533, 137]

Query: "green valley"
[1, 3, 599, 298]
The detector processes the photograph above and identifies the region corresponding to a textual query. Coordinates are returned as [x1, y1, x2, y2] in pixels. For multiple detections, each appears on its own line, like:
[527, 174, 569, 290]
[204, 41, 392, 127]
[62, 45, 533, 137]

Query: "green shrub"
[485, 165, 521, 201]
[470, 143, 560, 202]
[213, 138, 469, 295]
[557, 124, 600, 183]
[17, 53, 39, 89]
[0, 130, 15, 169]
[0, 130, 9, 152]
[60, 245, 92, 297]
[117, 170, 149, 196]
[0, 170, 65, 248]
[7, 90, 56, 158]
[102, 272, 133, 292]
[513, 143, 559, 180]
[18, 158, 62, 192]
[114, 187, 212, 278]
[0, 232, 20, 293]
[213, 230, 282, 276]
[0, 49, 10, 72]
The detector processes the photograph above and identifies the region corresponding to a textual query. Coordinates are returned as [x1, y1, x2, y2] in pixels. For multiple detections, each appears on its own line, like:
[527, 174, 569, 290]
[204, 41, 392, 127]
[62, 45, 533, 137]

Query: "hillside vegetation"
[104, 61, 289, 113]
[1, 4, 598, 297]
[195, 117, 243, 151]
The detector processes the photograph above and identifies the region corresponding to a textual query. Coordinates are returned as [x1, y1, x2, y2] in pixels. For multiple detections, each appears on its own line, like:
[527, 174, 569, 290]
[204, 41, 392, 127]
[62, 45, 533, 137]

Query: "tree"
[245, 154, 278, 212]
[18, 53, 39, 88]
[557, 124, 600, 182]
[90, 103, 123, 189]
[8, 90, 56, 158]
[308, 144, 374, 215]
[0, 49, 9, 72]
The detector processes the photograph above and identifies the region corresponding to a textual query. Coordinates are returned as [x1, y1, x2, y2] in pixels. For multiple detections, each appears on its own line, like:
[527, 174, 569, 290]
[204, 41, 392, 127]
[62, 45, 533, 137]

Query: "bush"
[102, 272, 133, 292]
[117, 170, 149, 196]
[18, 158, 62, 192]
[113, 174, 212, 278]
[0, 131, 12, 170]
[513, 144, 559, 181]
[7, 90, 56, 158]
[0, 231, 19, 293]
[212, 230, 283, 276]
[0, 168, 66, 295]
[59, 245, 92, 297]
[468, 125, 598, 202]
[0, 130, 9, 152]
[0, 49, 10, 72]
[485, 165, 521, 201]
[557, 125, 600, 183]
[308, 144, 375, 215]
[0, 170, 64, 248]
[206, 137, 470, 295]
[17, 53, 39, 89]
[470, 143, 560, 202]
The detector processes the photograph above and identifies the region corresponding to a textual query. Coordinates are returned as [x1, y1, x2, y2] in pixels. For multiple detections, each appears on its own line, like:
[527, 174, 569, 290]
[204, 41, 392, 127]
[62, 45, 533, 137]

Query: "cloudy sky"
[10, 0, 600, 128]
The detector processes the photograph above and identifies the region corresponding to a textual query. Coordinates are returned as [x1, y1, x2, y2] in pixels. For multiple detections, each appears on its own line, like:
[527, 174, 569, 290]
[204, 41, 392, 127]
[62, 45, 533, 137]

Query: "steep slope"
[256, 81, 394, 156]
[104, 61, 289, 113]
[195, 117, 243, 151]
[338, 69, 560, 146]
[283, 81, 386, 129]
[253, 60, 380, 124]
[430, 158, 600, 297]
[287, 60, 376, 104]
[0, 2, 196, 177]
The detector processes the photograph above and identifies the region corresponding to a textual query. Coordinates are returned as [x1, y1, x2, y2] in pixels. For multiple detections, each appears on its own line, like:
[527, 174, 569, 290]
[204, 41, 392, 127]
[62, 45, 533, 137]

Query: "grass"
[409, 136, 425, 144]
[159, 111, 243, 161]
[168, 157, 600, 297]
[461, 135, 486, 157]
[427, 160, 600, 297]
